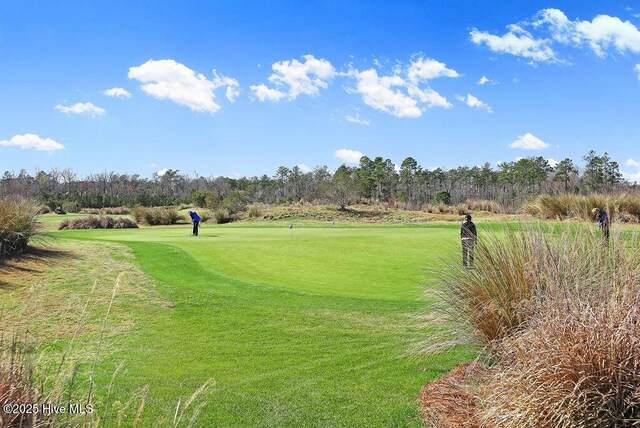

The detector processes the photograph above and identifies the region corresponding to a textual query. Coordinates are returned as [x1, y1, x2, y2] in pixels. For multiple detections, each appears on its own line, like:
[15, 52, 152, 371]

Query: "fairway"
[46, 222, 471, 426]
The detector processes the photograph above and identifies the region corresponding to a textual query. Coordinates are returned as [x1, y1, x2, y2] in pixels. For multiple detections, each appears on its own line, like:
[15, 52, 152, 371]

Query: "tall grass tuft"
[0, 196, 41, 259]
[58, 216, 139, 230]
[423, 224, 639, 351]
[420, 223, 640, 427]
[526, 193, 640, 222]
[479, 287, 640, 428]
[132, 207, 184, 225]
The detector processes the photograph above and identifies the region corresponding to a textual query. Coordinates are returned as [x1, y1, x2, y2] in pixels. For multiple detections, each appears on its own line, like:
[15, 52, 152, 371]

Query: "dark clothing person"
[597, 209, 610, 245]
[188, 210, 201, 236]
[461, 217, 477, 267]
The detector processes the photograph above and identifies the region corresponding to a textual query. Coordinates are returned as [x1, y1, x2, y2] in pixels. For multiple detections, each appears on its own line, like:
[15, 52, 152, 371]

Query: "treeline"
[0, 150, 632, 209]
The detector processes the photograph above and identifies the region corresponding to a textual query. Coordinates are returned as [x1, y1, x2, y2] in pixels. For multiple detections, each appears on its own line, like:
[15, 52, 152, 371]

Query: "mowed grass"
[44, 221, 472, 426]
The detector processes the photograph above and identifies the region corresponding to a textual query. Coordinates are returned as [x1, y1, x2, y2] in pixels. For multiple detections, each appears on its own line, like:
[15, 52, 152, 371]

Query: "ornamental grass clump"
[58, 216, 138, 230]
[420, 223, 640, 427]
[132, 207, 184, 225]
[0, 196, 41, 259]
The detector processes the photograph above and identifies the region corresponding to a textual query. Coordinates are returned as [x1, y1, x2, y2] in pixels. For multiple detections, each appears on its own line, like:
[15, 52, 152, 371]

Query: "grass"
[2, 220, 475, 426]
[0, 196, 41, 259]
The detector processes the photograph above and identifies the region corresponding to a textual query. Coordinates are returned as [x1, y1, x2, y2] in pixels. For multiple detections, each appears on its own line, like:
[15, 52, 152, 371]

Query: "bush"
[247, 205, 262, 218]
[213, 209, 233, 224]
[434, 191, 451, 205]
[58, 216, 139, 230]
[132, 207, 184, 225]
[61, 201, 81, 213]
[222, 191, 248, 214]
[0, 196, 41, 259]
[465, 198, 504, 214]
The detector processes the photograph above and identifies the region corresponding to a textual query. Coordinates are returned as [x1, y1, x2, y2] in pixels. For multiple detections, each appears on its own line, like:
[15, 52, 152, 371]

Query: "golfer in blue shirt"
[188, 210, 201, 236]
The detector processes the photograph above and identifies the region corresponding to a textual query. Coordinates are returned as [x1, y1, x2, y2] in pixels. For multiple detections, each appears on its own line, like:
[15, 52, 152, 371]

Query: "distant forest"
[1, 150, 634, 209]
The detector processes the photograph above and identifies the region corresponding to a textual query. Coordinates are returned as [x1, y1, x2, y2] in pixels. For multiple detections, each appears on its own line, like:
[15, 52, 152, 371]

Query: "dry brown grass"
[0, 196, 41, 260]
[58, 216, 138, 230]
[525, 193, 640, 222]
[132, 207, 184, 225]
[79, 207, 131, 215]
[419, 223, 640, 427]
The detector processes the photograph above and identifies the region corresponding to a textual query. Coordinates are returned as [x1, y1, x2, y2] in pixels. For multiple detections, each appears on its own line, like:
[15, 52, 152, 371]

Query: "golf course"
[2, 216, 474, 427]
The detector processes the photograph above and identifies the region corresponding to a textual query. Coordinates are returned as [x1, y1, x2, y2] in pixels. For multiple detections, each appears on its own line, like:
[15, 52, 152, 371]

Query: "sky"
[1, 0, 640, 181]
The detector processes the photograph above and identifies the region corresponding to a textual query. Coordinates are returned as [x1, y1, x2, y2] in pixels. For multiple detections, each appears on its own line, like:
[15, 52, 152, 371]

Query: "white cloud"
[55, 102, 105, 116]
[297, 164, 311, 173]
[251, 54, 336, 101]
[509, 133, 550, 150]
[470, 25, 558, 63]
[623, 171, 640, 183]
[547, 158, 558, 167]
[347, 57, 455, 118]
[349, 69, 422, 118]
[407, 86, 453, 109]
[212, 69, 240, 102]
[406, 57, 459, 83]
[455, 93, 493, 113]
[345, 114, 370, 125]
[156, 168, 169, 176]
[103, 87, 132, 98]
[635, 63, 640, 79]
[128, 59, 237, 113]
[627, 158, 640, 168]
[335, 148, 363, 164]
[476, 8, 640, 74]
[249, 83, 287, 102]
[394, 164, 401, 173]
[574, 14, 640, 57]
[0, 134, 65, 152]
[477, 75, 498, 85]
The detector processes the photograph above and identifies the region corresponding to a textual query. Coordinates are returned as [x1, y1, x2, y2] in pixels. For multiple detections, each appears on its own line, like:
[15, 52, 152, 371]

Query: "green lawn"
[44, 220, 472, 426]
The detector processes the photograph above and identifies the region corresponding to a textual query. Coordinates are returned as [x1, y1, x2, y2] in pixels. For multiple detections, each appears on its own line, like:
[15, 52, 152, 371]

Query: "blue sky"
[1, 0, 640, 180]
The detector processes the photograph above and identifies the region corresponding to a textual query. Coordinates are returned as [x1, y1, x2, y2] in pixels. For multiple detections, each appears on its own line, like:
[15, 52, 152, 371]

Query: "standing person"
[592, 207, 610, 245]
[461, 214, 477, 268]
[188, 210, 201, 236]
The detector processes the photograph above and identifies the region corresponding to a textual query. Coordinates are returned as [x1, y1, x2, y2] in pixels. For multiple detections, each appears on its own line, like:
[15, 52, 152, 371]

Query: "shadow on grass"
[0, 245, 72, 289]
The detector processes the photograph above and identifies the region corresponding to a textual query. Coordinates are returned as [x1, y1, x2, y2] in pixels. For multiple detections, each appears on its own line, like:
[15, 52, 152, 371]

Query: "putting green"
[53, 221, 472, 427]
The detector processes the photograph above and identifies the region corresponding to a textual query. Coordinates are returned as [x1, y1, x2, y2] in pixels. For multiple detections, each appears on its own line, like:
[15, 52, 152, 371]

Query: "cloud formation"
[128, 59, 238, 113]
[455, 93, 493, 113]
[347, 55, 457, 118]
[335, 148, 363, 164]
[472, 8, 640, 71]
[477, 75, 498, 85]
[470, 24, 558, 63]
[0, 134, 65, 151]
[250, 54, 336, 101]
[509, 133, 549, 150]
[103, 87, 132, 98]
[55, 102, 105, 116]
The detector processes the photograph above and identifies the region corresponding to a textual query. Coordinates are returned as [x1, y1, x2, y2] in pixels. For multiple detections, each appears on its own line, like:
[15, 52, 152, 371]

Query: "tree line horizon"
[1, 150, 632, 210]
